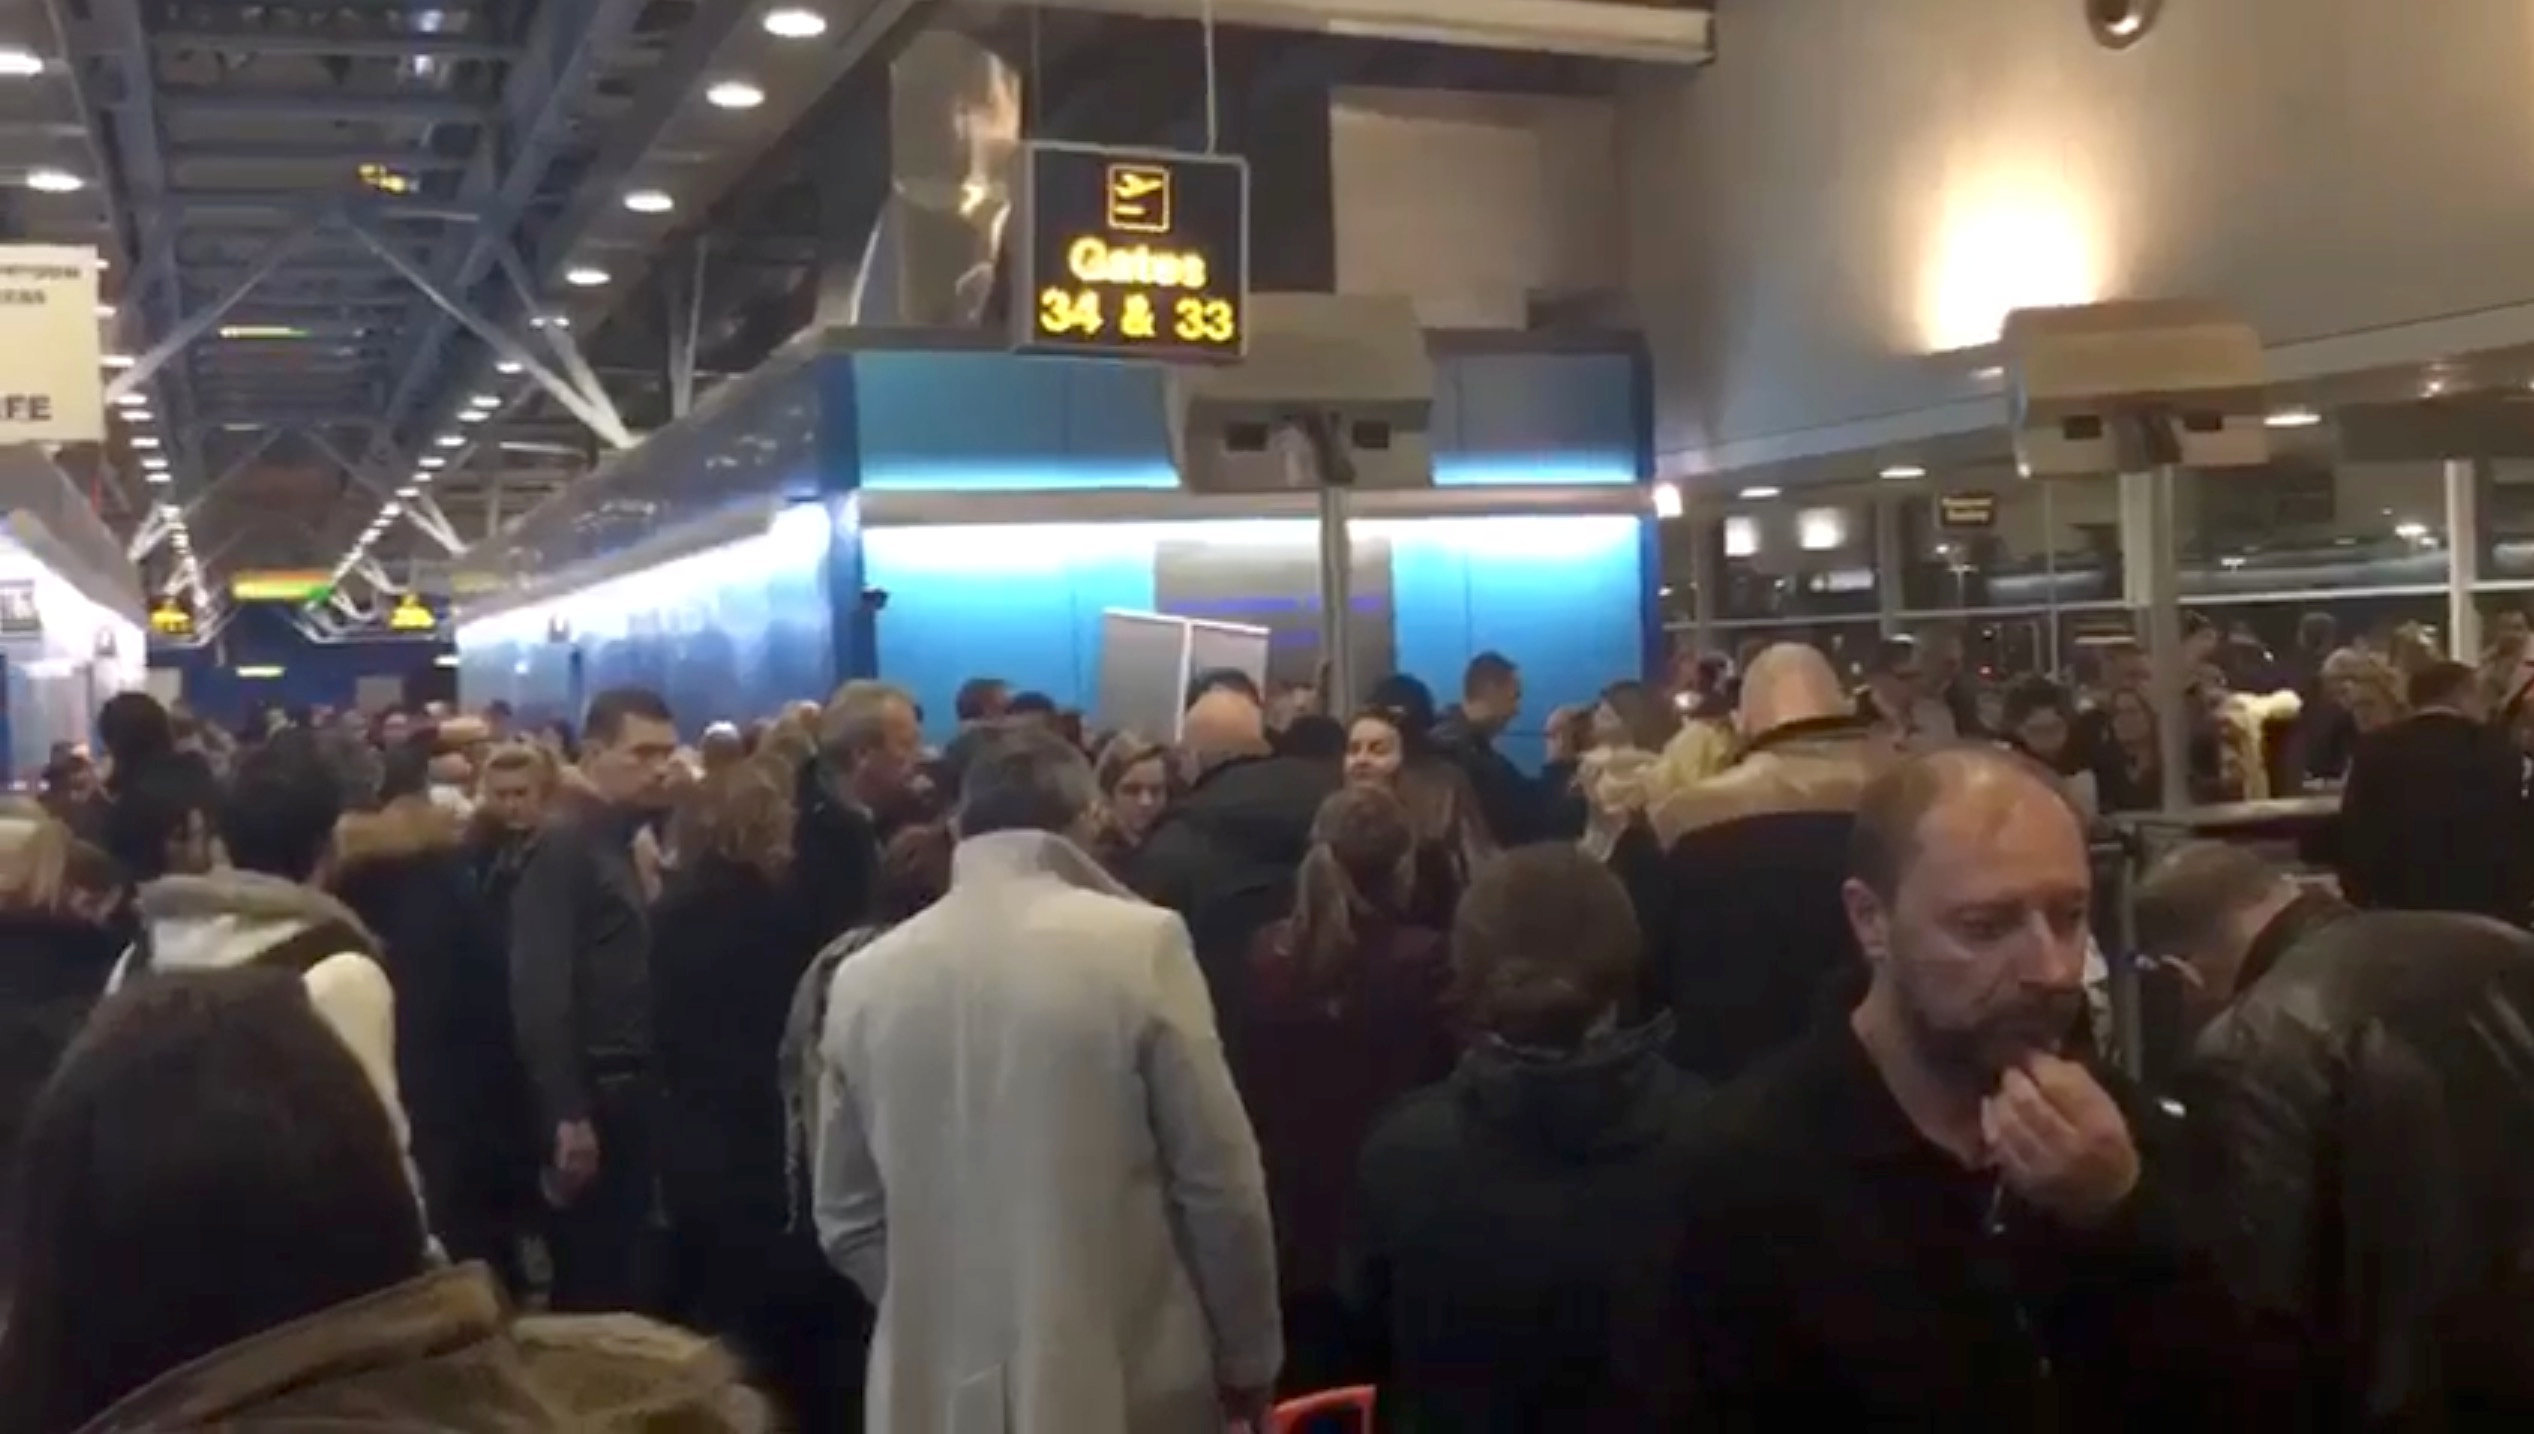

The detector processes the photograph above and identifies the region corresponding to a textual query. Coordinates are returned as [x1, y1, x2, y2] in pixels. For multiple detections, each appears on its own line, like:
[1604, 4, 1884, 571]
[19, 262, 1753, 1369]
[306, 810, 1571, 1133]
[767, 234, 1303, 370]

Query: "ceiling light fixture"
[434, 434, 464, 449]
[563, 265, 610, 288]
[1738, 485, 1782, 500]
[622, 188, 675, 215]
[129, 435, 159, 450]
[468, 393, 499, 409]
[94, 302, 113, 319]
[2264, 408, 2322, 429]
[494, 360, 524, 375]
[101, 353, 133, 370]
[706, 79, 766, 111]
[140, 455, 167, 470]
[144, 470, 170, 485]
[1879, 464, 1927, 481]
[460, 409, 489, 424]
[418, 456, 447, 469]
[24, 168, 82, 193]
[762, 7, 830, 38]
[0, 48, 44, 78]
[396, 486, 419, 499]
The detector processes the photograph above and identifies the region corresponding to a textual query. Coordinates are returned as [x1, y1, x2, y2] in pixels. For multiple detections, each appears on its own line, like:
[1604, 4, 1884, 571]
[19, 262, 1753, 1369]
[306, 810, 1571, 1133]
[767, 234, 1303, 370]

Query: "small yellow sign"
[1105, 163, 1172, 234]
[388, 595, 438, 632]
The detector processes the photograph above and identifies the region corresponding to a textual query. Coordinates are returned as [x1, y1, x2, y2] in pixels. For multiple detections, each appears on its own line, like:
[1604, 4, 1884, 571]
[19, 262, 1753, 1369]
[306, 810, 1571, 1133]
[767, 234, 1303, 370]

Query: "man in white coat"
[816, 724, 1281, 1433]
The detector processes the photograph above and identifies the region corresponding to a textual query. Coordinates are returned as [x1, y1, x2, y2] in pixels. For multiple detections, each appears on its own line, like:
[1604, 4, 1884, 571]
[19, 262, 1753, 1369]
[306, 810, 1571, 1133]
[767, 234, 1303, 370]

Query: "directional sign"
[1016, 142, 1248, 364]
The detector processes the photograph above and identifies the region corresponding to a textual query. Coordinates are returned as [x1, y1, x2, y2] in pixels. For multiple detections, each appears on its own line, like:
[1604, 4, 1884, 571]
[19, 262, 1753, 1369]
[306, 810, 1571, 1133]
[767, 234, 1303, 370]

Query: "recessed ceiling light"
[0, 48, 45, 79]
[113, 390, 147, 408]
[1879, 464, 1926, 481]
[418, 456, 447, 469]
[2264, 408, 2322, 429]
[129, 435, 159, 450]
[494, 360, 523, 375]
[140, 455, 167, 470]
[101, 353, 133, 370]
[622, 188, 675, 215]
[1738, 485, 1782, 500]
[762, 7, 830, 38]
[144, 470, 170, 485]
[94, 302, 114, 319]
[25, 168, 83, 193]
[706, 79, 766, 111]
[468, 393, 499, 409]
[396, 486, 419, 499]
[460, 410, 489, 424]
[434, 434, 464, 449]
[564, 266, 609, 288]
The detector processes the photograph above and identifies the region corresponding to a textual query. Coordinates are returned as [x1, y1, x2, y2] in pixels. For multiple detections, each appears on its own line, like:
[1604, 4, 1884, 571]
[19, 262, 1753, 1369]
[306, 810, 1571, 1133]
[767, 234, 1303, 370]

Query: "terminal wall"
[1622, 0, 2534, 475]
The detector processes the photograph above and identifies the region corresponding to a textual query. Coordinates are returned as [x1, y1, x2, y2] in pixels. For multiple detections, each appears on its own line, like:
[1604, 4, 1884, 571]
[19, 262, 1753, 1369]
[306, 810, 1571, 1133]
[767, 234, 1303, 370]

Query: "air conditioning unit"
[1165, 292, 1436, 492]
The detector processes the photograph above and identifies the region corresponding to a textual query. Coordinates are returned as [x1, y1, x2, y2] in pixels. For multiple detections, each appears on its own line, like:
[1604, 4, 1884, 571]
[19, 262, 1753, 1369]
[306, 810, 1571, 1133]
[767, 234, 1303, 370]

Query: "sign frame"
[1013, 140, 1252, 365]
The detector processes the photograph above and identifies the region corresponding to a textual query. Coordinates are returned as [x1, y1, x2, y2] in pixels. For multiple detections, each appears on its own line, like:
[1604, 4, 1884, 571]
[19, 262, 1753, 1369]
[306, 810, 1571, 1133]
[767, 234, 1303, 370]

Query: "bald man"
[1127, 683, 1340, 1042]
[1677, 747, 2226, 1429]
[1645, 642, 1897, 1081]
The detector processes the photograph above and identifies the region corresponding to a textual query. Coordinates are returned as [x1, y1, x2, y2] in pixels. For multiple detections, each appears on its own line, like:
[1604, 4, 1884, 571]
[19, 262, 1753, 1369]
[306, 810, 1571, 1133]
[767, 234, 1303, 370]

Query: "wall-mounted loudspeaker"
[2085, 0, 2161, 49]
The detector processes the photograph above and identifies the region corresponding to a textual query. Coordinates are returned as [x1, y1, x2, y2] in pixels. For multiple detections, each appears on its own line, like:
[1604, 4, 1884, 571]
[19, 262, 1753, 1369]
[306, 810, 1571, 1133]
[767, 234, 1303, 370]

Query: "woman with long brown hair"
[1234, 783, 1458, 1395]
[648, 752, 829, 1429]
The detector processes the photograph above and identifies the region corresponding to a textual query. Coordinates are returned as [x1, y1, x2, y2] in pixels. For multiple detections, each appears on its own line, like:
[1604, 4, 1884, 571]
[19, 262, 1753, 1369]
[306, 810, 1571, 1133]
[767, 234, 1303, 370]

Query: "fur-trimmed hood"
[333, 795, 467, 874]
[134, 869, 379, 974]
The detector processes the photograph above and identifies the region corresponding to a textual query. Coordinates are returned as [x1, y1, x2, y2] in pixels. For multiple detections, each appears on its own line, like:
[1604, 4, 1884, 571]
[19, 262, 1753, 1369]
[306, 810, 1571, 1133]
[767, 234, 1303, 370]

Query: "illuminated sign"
[230, 569, 330, 603]
[387, 595, 439, 633]
[148, 600, 193, 637]
[1016, 142, 1248, 363]
[1938, 492, 1999, 530]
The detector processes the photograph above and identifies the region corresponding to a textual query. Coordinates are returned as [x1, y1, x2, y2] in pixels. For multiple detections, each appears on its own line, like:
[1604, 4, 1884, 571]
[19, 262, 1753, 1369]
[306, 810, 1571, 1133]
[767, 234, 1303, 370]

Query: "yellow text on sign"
[1037, 288, 1237, 348]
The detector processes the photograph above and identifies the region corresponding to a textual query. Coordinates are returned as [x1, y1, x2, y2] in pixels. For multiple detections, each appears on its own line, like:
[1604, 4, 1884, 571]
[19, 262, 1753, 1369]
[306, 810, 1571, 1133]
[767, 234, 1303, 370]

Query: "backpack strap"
[249, 919, 377, 979]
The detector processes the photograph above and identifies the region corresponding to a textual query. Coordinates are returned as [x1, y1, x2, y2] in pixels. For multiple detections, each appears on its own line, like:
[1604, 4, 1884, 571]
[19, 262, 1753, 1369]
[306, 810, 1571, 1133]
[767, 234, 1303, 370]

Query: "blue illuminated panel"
[456, 505, 836, 733]
[860, 514, 1646, 765]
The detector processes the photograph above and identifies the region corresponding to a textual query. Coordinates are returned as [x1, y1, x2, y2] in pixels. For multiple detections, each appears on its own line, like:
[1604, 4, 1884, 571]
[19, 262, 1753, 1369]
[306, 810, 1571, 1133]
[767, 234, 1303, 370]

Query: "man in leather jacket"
[2136, 842, 2534, 1430]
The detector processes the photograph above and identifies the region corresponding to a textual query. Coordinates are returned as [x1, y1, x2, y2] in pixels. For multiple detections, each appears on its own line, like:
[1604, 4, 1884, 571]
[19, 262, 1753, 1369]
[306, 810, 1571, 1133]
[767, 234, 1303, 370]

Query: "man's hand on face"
[1981, 1053, 2140, 1228]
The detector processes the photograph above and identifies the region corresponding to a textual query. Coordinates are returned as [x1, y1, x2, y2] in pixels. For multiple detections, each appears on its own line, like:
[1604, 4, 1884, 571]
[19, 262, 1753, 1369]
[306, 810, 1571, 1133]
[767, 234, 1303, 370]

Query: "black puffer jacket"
[2175, 897, 2534, 1430]
[1127, 751, 1339, 1040]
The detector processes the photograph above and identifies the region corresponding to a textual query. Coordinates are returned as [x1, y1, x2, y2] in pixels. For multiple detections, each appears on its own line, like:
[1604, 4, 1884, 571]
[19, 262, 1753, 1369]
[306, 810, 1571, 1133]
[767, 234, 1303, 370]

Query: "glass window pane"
[1692, 498, 1882, 622]
[2175, 461, 2448, 599]
[1893, 475, 2123, 612]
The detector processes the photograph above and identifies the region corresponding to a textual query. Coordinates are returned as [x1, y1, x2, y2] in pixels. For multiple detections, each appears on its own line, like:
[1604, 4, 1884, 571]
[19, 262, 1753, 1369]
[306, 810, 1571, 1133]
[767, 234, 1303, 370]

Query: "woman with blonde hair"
[649, 753, 830, 1427]
[0, 803, 125, 1255]
[1090, 732, 1176, 876]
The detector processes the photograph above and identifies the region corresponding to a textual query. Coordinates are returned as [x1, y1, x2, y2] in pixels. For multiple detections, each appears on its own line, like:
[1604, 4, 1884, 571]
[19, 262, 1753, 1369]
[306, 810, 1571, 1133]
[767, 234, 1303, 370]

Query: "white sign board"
[0, 246, 101, 444]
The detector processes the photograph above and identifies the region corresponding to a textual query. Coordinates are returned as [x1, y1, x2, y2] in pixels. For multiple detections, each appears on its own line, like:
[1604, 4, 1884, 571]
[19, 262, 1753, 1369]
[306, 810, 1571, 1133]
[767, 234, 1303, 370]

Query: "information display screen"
[1015, 142, 1248, 363]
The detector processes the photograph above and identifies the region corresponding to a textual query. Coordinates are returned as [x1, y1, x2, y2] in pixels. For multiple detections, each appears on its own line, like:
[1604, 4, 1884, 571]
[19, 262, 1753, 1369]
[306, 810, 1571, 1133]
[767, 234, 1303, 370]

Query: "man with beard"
[1674, 745, 2229, 1430]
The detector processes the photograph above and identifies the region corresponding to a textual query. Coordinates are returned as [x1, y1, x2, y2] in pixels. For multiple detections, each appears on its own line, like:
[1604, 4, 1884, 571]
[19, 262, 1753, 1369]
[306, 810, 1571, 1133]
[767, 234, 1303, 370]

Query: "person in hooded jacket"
[1235, 784, 1456, 1394]
[1130, 683, 1341, 1048]
[2137, 841, 2534, 1429]
[1345, 842, 1702, 1431]
[0, 969, 767, 1434]
[331, 741, 530, 1292]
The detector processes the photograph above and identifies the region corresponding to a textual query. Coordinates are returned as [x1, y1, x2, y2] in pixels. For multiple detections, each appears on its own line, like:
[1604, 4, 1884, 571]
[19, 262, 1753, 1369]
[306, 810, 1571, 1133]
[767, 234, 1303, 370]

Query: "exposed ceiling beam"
[157, 87, 500, 124]
[168, 142, 476, 171]
[150, 29, 523, 62]
[380, 0, 652, 445]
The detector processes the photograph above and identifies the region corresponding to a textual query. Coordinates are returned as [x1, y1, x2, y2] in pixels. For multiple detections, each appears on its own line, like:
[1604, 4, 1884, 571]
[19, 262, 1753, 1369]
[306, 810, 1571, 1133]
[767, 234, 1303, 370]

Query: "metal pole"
[2446, 457, 2481, 661]
[1874, 487, 1905, 639]
[2141, 463, 2191, 813]
[494, 245, 632, 442]
[1688, 509, 1719, 655]
[103, 226, 310, 403]
[1318, 481, 1355, 716]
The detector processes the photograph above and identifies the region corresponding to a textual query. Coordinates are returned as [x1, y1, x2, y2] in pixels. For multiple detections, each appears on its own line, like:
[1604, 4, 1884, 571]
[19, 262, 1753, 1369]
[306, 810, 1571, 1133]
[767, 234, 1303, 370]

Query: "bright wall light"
[237, 665, 285, 679]
[1916, 169, 2104, 352]
[1723, 514, 1760, 559]
[1880, 464, 1926, 481]
[1797, 507, 1849, 552]
[705, 79, 766, 111]
[2265, 409, 2322, 429]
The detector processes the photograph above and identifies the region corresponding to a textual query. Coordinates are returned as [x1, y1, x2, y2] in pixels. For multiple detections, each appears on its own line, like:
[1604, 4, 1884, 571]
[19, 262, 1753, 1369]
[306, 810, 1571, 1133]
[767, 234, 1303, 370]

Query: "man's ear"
[1841, 877, 1891, 968]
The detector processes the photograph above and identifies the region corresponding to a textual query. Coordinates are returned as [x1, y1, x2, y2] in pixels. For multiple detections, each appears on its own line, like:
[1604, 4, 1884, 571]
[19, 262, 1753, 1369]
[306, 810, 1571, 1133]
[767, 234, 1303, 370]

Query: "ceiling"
[0, 0, 1645, 615]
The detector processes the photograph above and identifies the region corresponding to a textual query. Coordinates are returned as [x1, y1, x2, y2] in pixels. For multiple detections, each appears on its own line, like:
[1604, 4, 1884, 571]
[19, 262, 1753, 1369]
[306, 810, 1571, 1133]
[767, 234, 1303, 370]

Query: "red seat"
[1270, 1385, 1377, 1433]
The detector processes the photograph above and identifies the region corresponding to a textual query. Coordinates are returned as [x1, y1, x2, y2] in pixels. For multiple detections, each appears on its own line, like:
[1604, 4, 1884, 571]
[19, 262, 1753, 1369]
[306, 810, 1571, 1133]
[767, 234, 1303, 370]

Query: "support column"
[1688, 512, 1719, 655]
[1873, 489, 1905, 638]
[2137, 466, 2190, 813]
[2446, 457, 2482, 659]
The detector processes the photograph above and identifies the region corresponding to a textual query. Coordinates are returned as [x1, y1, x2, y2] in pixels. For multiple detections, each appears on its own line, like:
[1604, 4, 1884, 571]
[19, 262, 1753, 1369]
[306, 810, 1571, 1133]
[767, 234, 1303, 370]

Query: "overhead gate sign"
[0, 246, 102, 445]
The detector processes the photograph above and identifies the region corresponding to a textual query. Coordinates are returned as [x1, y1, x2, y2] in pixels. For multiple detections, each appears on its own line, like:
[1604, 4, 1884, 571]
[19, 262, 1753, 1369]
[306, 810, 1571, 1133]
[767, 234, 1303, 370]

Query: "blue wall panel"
[1431, 350, 1639, 487]
[862, 524, 1157, 741]
[457, 505, 836, 737]
[154, 605, 446, 729]
[851, 351, 1179, 491]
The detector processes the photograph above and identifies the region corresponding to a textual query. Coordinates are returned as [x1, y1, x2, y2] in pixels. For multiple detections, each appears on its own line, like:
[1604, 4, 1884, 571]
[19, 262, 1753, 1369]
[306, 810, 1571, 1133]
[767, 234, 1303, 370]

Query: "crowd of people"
[0, 617, 2527, 1431]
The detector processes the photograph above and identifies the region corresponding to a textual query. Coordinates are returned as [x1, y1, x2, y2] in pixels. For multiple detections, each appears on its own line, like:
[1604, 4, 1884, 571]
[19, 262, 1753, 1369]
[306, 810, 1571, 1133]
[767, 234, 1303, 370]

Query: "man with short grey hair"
[795, 678, 924, 945]
[816, 725, 1281, 1432]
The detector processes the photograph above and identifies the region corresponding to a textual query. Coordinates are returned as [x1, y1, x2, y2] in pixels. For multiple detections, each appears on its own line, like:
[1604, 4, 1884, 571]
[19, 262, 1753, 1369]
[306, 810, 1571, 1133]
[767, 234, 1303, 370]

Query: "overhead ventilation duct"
[839, 30, 1022, 329]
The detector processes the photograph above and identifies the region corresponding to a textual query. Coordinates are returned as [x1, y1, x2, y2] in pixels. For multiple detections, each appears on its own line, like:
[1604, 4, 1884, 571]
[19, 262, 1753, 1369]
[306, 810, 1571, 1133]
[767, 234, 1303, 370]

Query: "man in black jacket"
[794, 679, 925, 949]
[1431, 651, 1537, 846]
[2139, 842, 2534, 1428]
[1676, 746, 2231, 1429]
[2335, 658, 2533, 924]
[509, 686, 680, 1312]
